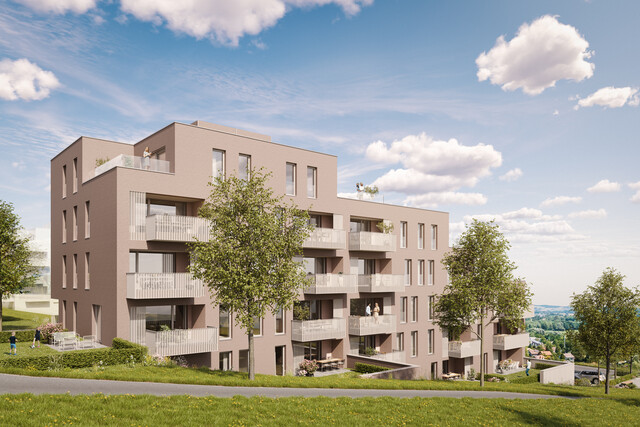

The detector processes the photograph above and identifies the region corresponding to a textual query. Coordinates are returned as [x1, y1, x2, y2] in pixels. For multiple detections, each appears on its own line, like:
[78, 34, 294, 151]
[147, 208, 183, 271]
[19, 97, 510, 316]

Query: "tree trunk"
[605, 354, 610, 394]
[479, 317, 484, 387]
[248, 329, 255, 380]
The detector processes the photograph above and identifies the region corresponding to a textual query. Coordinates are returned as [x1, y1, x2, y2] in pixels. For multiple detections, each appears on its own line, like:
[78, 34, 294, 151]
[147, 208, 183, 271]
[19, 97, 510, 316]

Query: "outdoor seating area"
[496, 359, 521, 374]
[50, 332, 99, 351]
[316, 357, 345, 372]
[442, 372, 462, 380]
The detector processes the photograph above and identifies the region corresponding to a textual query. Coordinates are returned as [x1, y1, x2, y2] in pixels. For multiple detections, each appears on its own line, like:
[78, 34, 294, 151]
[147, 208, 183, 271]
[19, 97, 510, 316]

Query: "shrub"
[575, 378, 591, 387]
[475, 373, 503, 381]
[510, 373, 540, 384]
[533, 363, 556, 370]
[37, 322, 64, 343]
[299, 359, 318, 375]
[354, 362, 390, 374]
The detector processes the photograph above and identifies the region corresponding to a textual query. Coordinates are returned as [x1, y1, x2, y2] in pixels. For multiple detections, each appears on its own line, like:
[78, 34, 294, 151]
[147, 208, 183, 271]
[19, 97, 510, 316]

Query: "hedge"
[533, 363, 556, 370]
[0, 330, 35, 343]
[0, 338, 147, 370]
[510, 373, 541, 384]
[354, 362, 390, 374]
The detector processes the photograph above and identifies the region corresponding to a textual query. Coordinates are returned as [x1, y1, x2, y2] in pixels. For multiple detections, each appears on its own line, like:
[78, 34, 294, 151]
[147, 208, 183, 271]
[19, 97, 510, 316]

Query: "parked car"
[574, 370, 606, 385]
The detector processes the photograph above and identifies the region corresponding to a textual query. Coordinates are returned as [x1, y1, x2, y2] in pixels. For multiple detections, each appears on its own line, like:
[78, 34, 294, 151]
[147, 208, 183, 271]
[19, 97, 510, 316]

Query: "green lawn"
[1, 308, 50, 330]
[1, 394, 638, 426]
[0, 341, 57, 359]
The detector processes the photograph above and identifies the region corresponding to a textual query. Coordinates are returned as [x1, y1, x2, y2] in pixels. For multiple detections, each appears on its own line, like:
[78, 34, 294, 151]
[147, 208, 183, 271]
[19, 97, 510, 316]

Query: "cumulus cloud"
[575, 86, 639, 109]
[540, 196, 582, 208]
[120, 0, 372, 46]
[499, 168, 523, 182]
[476, 15, 594, 95]
[587, 179, 621, 193]
[0, 58, 60, 101]
[502, 207, 543, 220]
[404, 192, 487, 208]
[16, 0, 97, 14]
[630, 181, 640, 203]
[567, 209, 607, 219]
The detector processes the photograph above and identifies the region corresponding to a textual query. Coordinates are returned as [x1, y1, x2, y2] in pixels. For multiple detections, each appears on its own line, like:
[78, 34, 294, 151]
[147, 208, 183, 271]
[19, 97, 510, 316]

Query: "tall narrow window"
[219, 305, 230, 338]
[418, 223, 424, 249]
[431, 225, 438, 250]
[404, 259, 411, 286]
[73, 301, 77, 332]
[62, 255, 67, 288]
[411, 331, 418, 357]
[61, 300, 67, 329]
[73, 254, 78, 289]
[428, 329, 434, 354]
[84, 201, 90, 239]
[238, 154, 251, 180]
[428, 260, 434, 285]
[62, 165, 67, 198]
[62, 210, 67, 244]
[286, 163, 296, 195]
[84, 252, 90, 290]
[428, 296, 434, 320]
[418, 260, 425, 286]
[307, 166, 317, 198]
[400, 297, 407, 323]
[252, 317, 262, 337]
[275, 307, 284, 334]
[411, 296, 418, 322]
[72, 157, 78, 193]
[400, 222, 407, 248]
[212, 149, 225, 181]
[72, 206, 78, 241]
[396, 332, 404, 351]
[219, 351, 232, 371]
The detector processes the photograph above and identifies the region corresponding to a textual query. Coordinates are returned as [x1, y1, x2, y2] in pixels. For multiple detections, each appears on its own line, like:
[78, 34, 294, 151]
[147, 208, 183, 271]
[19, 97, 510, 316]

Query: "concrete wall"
[540, 362, 575, 385]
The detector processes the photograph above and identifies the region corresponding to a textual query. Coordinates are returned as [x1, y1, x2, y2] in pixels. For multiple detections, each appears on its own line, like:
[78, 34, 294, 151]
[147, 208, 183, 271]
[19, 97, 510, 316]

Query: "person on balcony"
[373, 303, 380, 323]
[143, 146, 151, 170]
[365, 304, 371, 316]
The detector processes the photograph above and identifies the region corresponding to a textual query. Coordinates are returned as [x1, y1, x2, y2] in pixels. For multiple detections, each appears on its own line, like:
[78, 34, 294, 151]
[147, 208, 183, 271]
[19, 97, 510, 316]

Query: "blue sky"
[1, 0, 638, 305]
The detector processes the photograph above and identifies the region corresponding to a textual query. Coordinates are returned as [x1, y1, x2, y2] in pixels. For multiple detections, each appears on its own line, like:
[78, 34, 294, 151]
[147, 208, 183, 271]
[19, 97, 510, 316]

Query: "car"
[574, 370, 606, 385]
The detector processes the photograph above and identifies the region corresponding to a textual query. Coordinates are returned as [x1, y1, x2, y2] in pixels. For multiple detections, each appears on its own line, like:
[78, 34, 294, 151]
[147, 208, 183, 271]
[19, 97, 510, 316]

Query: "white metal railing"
[348, 314, 396, 335]
[442, 337, 449, 358]
[493, 333, 530, 350]
[448, 340, 481, 358]
[349, 231, 396, 252]
[126, 273, 206, 299]
[369, 350, 406, 363]
[291, 318, 345, 342]
[304, 274, 357, 294]
[94, 154, 170, 178]
[146, 327, 218, 357]
[146, 215, 211, 242]
[303, 228, 346, 250]
[357, 274, 404, 293]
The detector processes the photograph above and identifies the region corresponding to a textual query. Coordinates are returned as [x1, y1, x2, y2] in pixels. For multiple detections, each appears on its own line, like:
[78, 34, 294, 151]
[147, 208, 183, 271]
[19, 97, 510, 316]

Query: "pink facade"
[51, 120, 528, 377]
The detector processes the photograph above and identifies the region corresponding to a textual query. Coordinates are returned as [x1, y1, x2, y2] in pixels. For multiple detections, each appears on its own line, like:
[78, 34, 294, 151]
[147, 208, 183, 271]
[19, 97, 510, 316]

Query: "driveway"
[0, 373, 573, 399]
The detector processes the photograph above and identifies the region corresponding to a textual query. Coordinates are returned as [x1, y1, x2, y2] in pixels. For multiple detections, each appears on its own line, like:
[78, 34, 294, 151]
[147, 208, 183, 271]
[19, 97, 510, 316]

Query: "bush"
[475, 373, 503, 381]
[532, 363, 556, 370]
[575, 378, 591, 387]
[37, 323, 64, 343]
[510, 373, 540, 384]
[354, 362, 390, 374]
[0, 330, 35, 343]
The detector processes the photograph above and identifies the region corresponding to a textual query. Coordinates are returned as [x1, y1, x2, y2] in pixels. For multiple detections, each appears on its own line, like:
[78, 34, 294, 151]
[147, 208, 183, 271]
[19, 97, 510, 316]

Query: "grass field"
[1, 308, 50, 330]
[1, 393, 639, 426]
[0, 341, 57, 359]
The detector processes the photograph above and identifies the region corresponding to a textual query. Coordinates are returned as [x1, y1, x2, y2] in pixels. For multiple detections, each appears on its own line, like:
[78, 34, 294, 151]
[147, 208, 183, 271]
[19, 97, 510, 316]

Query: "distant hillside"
[533, 305, 573, 315]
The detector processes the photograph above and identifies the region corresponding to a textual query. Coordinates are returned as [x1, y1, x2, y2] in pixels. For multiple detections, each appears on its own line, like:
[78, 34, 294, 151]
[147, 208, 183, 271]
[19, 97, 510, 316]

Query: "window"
[411, 296, 418, 322]
[61, 300, 67, 329]
[396, 332, 404, 351]
[428, 260, 434, 285]
[84, 201, 90, 239]
[73, 157, 78, 193]
[62, 165, 67, 198]
[275, 307, 284, 334]
[84, 252, 90, 290]
[428, 329, 434, 355]
[411, 331, 418, 357]
[129, 252, 175, 273]
[62, 255, 67, 288]
[92, 305, 101, 343]
[418, 223, 424, 249]
[212, 149, 225, 181]
[238, 154, 251, 180]
[404, 259, 411, 286]
[147, 199, 186, 216]
[400, 222, 407, 248]
[275, 346, 285, 376]
[252, 317, 262, 337]
[286, 163, 296, 195]
[62, 210, 67, 243]
[239, 350, 249, 372]
[418, 260, 424, 286]
[73, 301, 77, 331]
[302, 341, 320, 360]
[72, 206, 78, 241]
[219, 305, 231, 339]
[307, 166, 317, 198]
[400, 297, 407, 323]
[428, 296, 434, 320]
[72, 254, 78, 289]
[431, 225, 438, 250]
[219, 351, 232, 371]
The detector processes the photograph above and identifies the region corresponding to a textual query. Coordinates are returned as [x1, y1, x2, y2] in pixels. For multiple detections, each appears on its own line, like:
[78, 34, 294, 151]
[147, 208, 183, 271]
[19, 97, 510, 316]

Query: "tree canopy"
[434, 219, 532, 386]
[0, 200, 38, 330]
[189, 169, 313, 379]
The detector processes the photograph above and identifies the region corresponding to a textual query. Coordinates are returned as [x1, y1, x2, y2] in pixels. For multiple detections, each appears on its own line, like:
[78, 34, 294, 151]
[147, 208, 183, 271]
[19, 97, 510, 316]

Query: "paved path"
[0, 374, 573, 399]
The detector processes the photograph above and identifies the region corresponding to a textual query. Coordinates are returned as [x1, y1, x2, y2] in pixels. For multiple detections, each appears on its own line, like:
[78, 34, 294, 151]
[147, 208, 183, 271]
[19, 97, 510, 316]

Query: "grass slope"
[1, 308, 49, 330]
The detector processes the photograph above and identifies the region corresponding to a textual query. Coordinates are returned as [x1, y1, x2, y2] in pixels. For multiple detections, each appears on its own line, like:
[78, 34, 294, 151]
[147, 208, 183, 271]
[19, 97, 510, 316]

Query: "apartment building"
[51, 120, 529, 378]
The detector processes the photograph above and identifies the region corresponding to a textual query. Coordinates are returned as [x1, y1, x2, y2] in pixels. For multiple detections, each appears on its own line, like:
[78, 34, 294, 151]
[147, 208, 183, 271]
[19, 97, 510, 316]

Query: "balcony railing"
[291, 318, 345, 342]
[349, 231, 396, 252]
[368, 350, 406, 363]
[126, 273, 206, 299]
[348, 314, 396, 336]
[357, 274, 404, 293]
[304, 274, 357, 294]
[303, 228, 346, 250]
[442, 337, 449, 358]
[146, 327, 217, 357]
[94, 154, 170, 178]
[146, 215, 211, 242]
[493, 333, 530, 351]
[448, 340, 481, 358]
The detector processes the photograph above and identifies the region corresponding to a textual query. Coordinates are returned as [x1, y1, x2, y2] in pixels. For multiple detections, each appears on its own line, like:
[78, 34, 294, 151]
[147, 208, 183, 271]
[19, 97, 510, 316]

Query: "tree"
[571, 268, 640, 394]
[0, 201, 38, 331]
[189, 169, 313, 380]
[434, 220, 532, 386]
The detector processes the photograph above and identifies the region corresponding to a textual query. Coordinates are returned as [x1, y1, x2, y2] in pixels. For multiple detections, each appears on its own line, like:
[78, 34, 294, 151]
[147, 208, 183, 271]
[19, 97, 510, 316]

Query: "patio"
[48, 332, 106, 352]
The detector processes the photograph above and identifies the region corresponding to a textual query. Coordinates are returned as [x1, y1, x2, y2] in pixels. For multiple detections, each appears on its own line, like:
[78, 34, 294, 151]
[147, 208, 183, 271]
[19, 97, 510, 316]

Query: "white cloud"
[404, 192, 487, 208]
[553, 109, 559, 116]
[16, 0, 96, 14]
[502, 207, 543, 220]
[568, 209, 607, 219]
[540, 196, 582, 208]
[499, 168, 523, 182]
[120, 0, 372, 46]
[587, 179, 621, 193]
[575, 86, 639, 109]
[476, 15, 594, 95]
[0, 58, 60, 101]
[630, 181, 640, 203]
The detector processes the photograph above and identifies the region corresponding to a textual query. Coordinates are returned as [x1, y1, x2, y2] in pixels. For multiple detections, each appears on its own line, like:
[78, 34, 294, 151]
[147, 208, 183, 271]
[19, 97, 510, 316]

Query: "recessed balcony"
[145, 214, 211, 242]
[448, 340, 481, 359]
[94, 154, 170, 178]
[304, 274, 357, 294]
[349, 231, 396, 252]
[493, 333, 530, 351]
[145, 327, 218, 357]
[303, 228, 346, 250]
[348, 314, 396, 335]
[291, 318, 346, 342]
[368, 350, 406, 363]
[126, 273, 206, 299]
[357, 274, 404, 293]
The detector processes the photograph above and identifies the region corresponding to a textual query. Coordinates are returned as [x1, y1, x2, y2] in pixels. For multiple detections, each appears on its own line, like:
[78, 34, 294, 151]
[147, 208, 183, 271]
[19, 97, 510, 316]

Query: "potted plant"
[298, 359, 318, 376]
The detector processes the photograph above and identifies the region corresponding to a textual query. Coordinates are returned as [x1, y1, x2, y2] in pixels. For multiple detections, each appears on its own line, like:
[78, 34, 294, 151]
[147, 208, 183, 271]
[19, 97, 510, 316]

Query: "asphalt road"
[0, 374, 573, 399]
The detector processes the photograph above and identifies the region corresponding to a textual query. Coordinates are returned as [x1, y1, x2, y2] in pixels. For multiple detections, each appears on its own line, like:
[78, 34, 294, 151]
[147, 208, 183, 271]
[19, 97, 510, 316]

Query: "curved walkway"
[0, 374, 573, 399]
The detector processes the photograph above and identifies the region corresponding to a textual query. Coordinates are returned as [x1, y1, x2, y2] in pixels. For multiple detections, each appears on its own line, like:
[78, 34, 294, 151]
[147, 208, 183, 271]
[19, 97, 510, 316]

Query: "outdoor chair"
[79, 335, 96, 349]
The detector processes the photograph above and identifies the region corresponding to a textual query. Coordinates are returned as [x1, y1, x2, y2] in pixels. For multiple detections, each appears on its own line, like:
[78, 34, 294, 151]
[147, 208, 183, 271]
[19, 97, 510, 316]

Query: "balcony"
[357, 274, 404, 293]
[349, 231, 396, 252]
[442, 337, 449, 359]
[448, 340, 481, 359]
[368, 350, 406, 363]
[304, 274, 357, 294]
[493, 333, 530, 351]
[303, 228, 346, 250]
[146, 214, 211, 242]
[348, 314, 396, 335]
[126, 273, 206, 299]
[146, 327, 217, 357]
[94, 154, 170, 178]
[291, 318, 345, 342]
